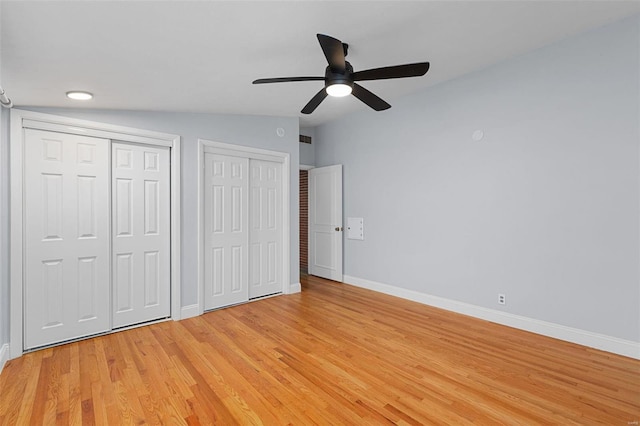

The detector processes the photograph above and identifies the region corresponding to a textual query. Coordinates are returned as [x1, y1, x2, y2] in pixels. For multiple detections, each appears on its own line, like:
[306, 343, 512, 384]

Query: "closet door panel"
[24, 129, 110, 350]
[248, 159, 282, 299]
[112, 143, 170, 328]
[204, 153, 249, 309]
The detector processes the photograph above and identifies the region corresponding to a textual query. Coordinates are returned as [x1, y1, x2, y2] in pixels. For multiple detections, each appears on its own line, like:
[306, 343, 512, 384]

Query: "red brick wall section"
[299, 170, 308, 273]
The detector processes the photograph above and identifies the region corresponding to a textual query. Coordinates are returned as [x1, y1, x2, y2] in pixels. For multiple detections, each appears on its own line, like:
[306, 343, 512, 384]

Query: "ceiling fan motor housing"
[325, 62, 354, 89]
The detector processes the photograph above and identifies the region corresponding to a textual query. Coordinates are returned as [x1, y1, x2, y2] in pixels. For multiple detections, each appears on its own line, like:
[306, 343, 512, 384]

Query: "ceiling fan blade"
[317, 34, 346, 73]
[352, 83, 391, 111]
[253, 76, 324, 84]
[301, 88, 328, 114]
[352, 62, 430, 81]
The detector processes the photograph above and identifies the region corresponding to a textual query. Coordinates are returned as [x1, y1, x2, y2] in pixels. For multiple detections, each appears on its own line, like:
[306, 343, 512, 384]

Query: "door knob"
[335, 227, 342, 231]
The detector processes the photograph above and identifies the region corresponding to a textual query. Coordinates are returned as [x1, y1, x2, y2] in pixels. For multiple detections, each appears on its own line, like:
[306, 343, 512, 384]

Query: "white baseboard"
[181, 283, 300, 320]
[343, 275, 640, 360]
[0, 344, 9, 374]
[180, 304, 200, 320]
[289, 282, 302, 294]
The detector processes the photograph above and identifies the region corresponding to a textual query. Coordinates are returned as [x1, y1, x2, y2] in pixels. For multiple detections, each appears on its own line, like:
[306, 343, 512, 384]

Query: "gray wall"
[19, 108, 300, 308]
[299, 126, 315, 166]
[0, 0, 8, 350]
[315, 16, 639, 342]
[0, 108, 8, 349]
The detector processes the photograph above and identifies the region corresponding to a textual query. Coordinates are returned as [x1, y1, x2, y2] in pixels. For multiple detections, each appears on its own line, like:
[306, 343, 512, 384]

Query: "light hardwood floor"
[1, 275, 638, 424]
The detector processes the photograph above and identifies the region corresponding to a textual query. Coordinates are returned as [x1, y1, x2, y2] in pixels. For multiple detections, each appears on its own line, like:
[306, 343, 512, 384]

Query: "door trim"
[10, 109, 181, 359]
[197, 139, 291, 316]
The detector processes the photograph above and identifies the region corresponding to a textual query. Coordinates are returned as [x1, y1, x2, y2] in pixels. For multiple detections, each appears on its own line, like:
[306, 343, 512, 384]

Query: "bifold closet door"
[249, 160, 283, 299]
[24, 129, 110, 350]
[112, 143, 171, 328]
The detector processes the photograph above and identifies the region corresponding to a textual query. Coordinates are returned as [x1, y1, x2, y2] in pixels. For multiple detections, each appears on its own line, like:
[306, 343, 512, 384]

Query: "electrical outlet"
[498, 294, 506, 305]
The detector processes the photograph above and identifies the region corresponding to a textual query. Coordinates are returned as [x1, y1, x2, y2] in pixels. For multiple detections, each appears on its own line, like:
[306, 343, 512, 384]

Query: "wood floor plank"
[1, 274, 638, 424]
[67, 343, 82, 426]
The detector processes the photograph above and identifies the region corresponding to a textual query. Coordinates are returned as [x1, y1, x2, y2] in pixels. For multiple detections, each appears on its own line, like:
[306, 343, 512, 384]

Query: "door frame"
[10, 109, 181, 359]
[197, 139, 291, 315]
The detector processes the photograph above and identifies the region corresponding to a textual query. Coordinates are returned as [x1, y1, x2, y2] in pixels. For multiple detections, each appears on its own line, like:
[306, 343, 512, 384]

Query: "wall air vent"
[299, 135, 312, 144]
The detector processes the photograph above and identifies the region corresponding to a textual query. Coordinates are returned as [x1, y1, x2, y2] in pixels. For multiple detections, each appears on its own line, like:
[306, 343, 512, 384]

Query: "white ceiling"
[2, 1, 639, 127]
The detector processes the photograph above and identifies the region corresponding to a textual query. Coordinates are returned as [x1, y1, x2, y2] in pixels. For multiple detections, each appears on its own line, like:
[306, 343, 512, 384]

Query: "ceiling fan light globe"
[326, 83, 352, 97]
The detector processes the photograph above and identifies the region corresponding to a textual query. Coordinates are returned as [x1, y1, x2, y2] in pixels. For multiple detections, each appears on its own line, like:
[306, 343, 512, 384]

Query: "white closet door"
[112, 143, 171, 328]
[204, 153, 249, 309]
[24, 129, 110, 349]
[249, 160, 282, 299]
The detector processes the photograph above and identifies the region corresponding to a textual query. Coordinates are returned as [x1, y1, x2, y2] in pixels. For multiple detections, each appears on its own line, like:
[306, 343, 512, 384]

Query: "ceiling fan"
[253, 34, 430, 114]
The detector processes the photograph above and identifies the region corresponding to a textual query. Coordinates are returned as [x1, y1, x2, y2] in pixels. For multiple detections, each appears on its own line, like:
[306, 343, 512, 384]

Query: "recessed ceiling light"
[66, 91, 93, 100]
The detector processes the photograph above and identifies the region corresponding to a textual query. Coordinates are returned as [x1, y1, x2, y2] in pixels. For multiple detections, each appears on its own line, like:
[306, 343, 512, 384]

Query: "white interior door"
[24, 129, 110, 349]
[204, 153, 249, 309]
[309, 165, 343, 281]
[249, 159, 282, 299]
[112, 143, 171, 328]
